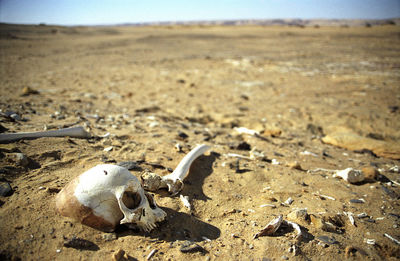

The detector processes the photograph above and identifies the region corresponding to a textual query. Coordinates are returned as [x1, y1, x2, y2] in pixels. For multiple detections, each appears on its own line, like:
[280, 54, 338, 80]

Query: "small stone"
[361, 166, 378, 181]
[317, 235, 338, 245]
[236, 141, 251, 151]
[350, 199, 365, 204]
[14, 153, 29, 167]
[112, 248, 125, 261]
[287, 161, 303, 170]
[285, 197, 294, 205]
[180, 241, 205, 253]
[104, 146, 113, 152]
[177, 132, 189, 140]
[63, 236, 99, 250]
[46, 187, 60, 193]
[117, 161, 142, 171]
[21, 86, 39, 96]
[287, 209, 309, 223]
[0, 182, 12, 197]
[281, 255, 289, 260]
[103, 233, 117, 241]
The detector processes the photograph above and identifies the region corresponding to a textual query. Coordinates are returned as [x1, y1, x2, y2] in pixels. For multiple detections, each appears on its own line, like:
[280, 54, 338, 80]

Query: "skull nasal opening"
[145, 192, 158, 210]
[122, 191, 142, 209]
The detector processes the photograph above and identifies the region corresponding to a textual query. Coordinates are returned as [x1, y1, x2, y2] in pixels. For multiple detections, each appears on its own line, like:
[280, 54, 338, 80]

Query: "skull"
[56, 164, 166, 232]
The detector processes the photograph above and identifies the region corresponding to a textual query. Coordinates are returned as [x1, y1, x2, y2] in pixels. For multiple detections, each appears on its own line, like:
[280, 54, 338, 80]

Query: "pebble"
[103, 233, 117, 241]
[284, 197, 294, 205]
[361, 166, 378, 181]
[112, 248, 126, 261]
[63, 236, 99, 250]
[350, 199, 365, 204]
[177, 132, 189, 140]
[21, 86, 39, 96]
[0, 182, 13, 196]
[117, 161, 142, 171]
[180, 241, 205, 253]
[287, 161, 303, 170]
[317, 235, 338, 245]
[287, 208, 309, 223]
[14, 153, 29, 167]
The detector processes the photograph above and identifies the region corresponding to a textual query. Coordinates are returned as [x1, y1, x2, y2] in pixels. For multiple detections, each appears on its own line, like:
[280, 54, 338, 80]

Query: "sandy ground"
[0, 23, 400, 260]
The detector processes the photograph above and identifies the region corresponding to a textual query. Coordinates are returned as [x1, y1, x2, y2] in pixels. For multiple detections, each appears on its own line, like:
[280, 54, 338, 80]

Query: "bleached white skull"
[56, 164, 166, 232]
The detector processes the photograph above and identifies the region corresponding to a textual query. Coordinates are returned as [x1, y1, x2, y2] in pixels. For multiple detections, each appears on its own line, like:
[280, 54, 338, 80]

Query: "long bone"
[141, 144, 210, 195]
[0, 126, 91, 142]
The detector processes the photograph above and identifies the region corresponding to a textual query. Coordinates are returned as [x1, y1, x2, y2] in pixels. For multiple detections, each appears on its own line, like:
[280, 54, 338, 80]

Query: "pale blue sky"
[0, 0, 399, 26]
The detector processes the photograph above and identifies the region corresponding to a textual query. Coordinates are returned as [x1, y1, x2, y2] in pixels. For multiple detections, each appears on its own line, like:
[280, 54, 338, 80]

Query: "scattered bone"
[180, 195, 191, 211]
[141, 144, 210, 195]
[364, 238, 376, 245]
[384, 233, 400, 245]
[344, 212, 356, 226]
[284, 197, 294, 205]
[175, 143, 182, 152]
[260, 204, 276, 208]
[56, 164, 166, 232]
[300, 150, 318, 157]
[357, 213, 368, 218]
[146, 249, 157, 260]
[284, 220, 303, 239]
[234, 127, 259, 136]
[253, 215, 283, 239]
[0, 126, 90, 142]
[225, 153, 252, 160]
[271, 159, 280, 165]
[333, 168, 365, 183]
[313, 193, 336, 201]
[104, 146, 113, 152]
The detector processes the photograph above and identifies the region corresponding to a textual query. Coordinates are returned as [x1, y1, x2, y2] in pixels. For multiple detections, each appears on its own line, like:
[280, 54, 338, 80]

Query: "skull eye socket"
[122, 191, 142, 209]
[145, 192, 157, 210]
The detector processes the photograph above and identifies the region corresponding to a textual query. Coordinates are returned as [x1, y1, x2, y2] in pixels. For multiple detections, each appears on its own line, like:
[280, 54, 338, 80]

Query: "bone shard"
[333, 168, 365, 184]
[142, 144, 210, 195]
[254, 215, 283, 239]
[0, 126, 90, 142]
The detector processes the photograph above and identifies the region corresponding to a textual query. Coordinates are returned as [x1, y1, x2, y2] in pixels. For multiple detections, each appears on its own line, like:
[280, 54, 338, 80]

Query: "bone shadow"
[116, 207, 220, 242]
[181, 152, 218, 201]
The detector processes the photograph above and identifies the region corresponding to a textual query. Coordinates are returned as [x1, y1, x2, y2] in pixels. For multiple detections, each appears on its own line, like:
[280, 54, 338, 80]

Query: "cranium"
[55, 164, 166, 232]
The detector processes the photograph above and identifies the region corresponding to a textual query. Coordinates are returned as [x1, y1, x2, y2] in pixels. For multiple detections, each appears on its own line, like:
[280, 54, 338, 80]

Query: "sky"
[0, 0, 399, 26]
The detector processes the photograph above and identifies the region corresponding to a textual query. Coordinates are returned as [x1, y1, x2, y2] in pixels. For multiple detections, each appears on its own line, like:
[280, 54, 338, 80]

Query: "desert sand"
[0, 23, 400, 260]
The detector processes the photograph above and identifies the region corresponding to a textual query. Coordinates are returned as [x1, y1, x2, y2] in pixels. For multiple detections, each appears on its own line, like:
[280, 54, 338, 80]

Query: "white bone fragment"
[56, 164, 166, 232]
[141, 144, 210, 195]
[271, 159, 280, 165]
[225, 153, 252, 160]
[357, 213, 368, 218]
[254, 215, 283, 239]
[234, 127, 260, 136]
[284, 220, 303, 239]
[364, 238, 376, 245]
[180, 195, 191, 211]
[285, 197, 294, 205]
[146, 249, 157, 260]
[384, 233, 400, 245]
[0, 126, 90, 142]
[333, 168, 365, 183]
[313, 193, 336, 201]
[344, 211, 356, 226]
[260, 204, 276, 208]
[300, 150, 318, 157]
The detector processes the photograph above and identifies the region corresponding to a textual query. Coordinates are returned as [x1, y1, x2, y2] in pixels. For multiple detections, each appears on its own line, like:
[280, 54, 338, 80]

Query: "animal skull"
[56, 164, 166, 232]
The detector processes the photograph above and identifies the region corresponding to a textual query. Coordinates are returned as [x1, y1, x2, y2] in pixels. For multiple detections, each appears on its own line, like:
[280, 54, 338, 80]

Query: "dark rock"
[117, 161, 142, 171]
[0, 124, 8, 133]
[306, 124, 324, 136]
[316, 235, 338, 245]
[177, 132, 189, 140]
[63, 236, 99, 251]
[180, 241, 205, 253]
[0, 182, 12, 196]
[349, 199, 365, 204]
[236, 141, 251, 151]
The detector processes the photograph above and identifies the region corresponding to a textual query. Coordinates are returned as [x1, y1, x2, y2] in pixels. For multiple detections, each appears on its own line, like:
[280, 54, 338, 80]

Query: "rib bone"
[0, 126, 91, 142]
[141, 144, 210, 195]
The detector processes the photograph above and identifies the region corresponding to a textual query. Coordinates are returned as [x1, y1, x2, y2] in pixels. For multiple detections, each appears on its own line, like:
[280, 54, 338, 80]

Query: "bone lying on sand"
[141, 144, 210, 195]
[0, 126, 91, 142]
